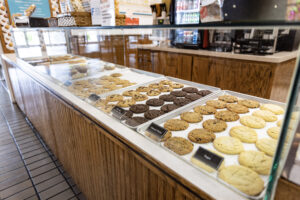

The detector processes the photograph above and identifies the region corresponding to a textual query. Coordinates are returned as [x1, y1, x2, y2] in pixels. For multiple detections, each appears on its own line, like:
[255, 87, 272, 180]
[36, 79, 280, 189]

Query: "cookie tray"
[137, 90, 286, 200]
[98, 76, 220, 129]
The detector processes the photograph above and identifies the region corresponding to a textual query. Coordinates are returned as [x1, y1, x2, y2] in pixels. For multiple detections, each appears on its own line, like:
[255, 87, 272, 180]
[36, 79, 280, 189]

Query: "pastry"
[206, 100, 227, 109]
[159, 85, 173, 92]
[161, 104, 178, 113]
[146, 98, 164, 107]
[182, 87, 198, 93]
[161, 131, 172, 142]
[238, 99, 260, 108]
[253, 110, 277, 122]
[218, 165, 264, 196]
[256, 138, 277, 156]
[180, 112, 203, 123]
[185, 94, 202, 101]
[125, 117, 148, 127]
[229, 126, 257, 143]
[215, 110, 239, 122]
[226, 103, 249, 114]
[194, 105, 217, 115]
[164, 119, 189, 131]
[188, 129, 216, 143]
[132, 93, 148, 101]
[122, 90, 140, 97]
[267, 127, 280, 139]
[203, 119, 227, 132]
[260, 104, 284, 115]
[164, 137, 193, 155]
[213, 136, 244, 154]
[174, 98, 192, 107]
[111, 73, 122, 77]
[147, 89, 161, 96]
[106, 94, 123, 102]
[136, 86, 150, 92]
[117, 99, 136, 108]
[197, 90, 212, 96]
[159, 80, 173, 86]
[159, 94, 176, 102]
[171, 83, 184, 89]
[218, 95, 238, 103]
[170, 91, 187, 97]
[239, 151, 272, 175]
[144, 110, 164, 120]
[240, 116, 266, 129]
[149, 83, 161, 89]
[129, 104, 149, 113]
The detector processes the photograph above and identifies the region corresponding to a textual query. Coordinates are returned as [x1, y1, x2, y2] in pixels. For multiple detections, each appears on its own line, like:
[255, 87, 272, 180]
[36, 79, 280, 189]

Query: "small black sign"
[64, 80, 72, 86]
[193, 147, 224, 170]
[88, 94, 100, 102]
[146, 123, 168, 141]
[111, 106, 126, 120]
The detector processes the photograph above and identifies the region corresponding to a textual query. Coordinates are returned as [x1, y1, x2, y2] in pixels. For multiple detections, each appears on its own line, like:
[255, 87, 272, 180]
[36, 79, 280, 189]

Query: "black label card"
[64, 80, 72, 86]
[88, 94, 100, 102]
[146, 123, 168, 141]
[193, 147, 224, 170]
[112, 106, 126, 120]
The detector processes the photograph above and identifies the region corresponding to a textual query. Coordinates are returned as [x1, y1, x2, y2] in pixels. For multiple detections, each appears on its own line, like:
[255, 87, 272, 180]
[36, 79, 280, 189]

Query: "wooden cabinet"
[137, 49, 152, 72]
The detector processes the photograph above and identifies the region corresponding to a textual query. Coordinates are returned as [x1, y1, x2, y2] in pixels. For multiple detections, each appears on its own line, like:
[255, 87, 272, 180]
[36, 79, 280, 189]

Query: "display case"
[6, 23, 300, 200]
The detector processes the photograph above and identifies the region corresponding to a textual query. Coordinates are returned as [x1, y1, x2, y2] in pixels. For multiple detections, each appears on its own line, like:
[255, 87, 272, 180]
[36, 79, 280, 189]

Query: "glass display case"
[10, 23, 300, 200]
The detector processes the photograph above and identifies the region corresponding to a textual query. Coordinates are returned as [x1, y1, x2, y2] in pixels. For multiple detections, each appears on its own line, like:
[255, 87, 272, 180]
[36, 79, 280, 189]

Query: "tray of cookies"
[137, 90, 286, 199]
[95, 76, 220, 129]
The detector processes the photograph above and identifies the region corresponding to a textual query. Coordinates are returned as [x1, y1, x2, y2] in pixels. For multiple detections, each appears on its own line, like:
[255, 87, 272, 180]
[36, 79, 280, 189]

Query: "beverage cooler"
[175, 0, 201, 25]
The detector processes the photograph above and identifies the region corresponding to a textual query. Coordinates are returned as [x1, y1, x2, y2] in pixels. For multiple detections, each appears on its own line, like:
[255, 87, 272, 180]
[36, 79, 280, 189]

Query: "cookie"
[106, 94, 123, 102]
[238, 99, 260, 108]
[122, 90, 140, 97]
[229, 126, 257, 143]
[194, 105, 217, 115]
[203, 119, 227, 132]
[161, 131, 172, 142]
[218, 95, 238, 103]
[147, 89, 161, 96]
[146, 99, 164, 107]
[226, 103, 249, 114]
[213, 136, 244, 154]
[120, 110, 133, 120]
[136, 86, 150, 92]
[163, 137, 193, 155]
[240, 116, 266, 129]
[180, 112, 203, 123]
[129, 104, 149, 113]
[159, 94, 176, 102]
[252, 110, 278, 122]
[185, 94, 202, 101]
[117, 99, 136, 108]
[174, 98, 191, 107]
[171, 83, 184, 89]
[171, 91, 187, 97]
[144, 110, 164, 120]
[161, 104, 178, 113]
[149, 83, 161, 89]
[239, 151, 272, 175]
[100, 104, 115, 113]
[164, 119, 189, 131]
[125, 117, 148, 127]
[256, 138, 277, 156]
[260, 104, 285, 115]
[267, 127, 280, 139]
[218, 165, 264, 196]
[277, 119, 282, 127]
[206, 100, 227, 109]
[111, 73, 122, 77]
[104, 65, 115, 70]
[132, 93, 148, 101]
[197, 90, 212, 96]
[215, 111, 239, 122]
[188, 129, 216, 143]
[159, 80, 173, 86]
[182, 87, 198, 93]
[159, 85, 173, 92]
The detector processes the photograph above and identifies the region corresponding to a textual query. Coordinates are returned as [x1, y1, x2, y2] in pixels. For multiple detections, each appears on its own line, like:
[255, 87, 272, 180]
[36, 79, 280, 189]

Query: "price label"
[64, 80, 72, 86]
[111, 106, 126, 120]
[88, 94, 100, 102]
[145, 123, 168, 142]
[192, 147, 224, 170]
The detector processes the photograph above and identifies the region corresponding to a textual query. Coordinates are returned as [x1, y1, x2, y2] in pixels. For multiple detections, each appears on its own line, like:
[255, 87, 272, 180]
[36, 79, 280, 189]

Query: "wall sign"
[6, 0, 51, 18]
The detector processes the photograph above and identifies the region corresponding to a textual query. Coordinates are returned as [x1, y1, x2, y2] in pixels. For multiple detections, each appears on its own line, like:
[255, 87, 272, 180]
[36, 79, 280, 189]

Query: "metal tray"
[137, 90, 286, 200]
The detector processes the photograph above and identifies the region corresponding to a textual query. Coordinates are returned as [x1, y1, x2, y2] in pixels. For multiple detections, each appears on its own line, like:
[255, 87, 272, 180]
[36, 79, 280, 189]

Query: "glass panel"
[25, 31, 40, 46]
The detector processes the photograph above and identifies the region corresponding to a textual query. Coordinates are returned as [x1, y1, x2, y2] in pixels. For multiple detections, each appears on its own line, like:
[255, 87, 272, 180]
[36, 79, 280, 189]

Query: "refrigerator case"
[175, 0, 201, 25]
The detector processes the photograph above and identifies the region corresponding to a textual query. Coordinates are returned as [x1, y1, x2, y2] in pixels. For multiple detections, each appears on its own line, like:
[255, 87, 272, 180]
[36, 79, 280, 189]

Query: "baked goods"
[180, 112, 203, 123]
[239, 151, 272, 175]
[144, 110, 164, 120]
[215, 110, 240, 122]
[240, 116, 266, 129]
[149, 83, 161, 89]
[171, 83, 184, 89]
[136, 86, 150, 92]
[213, 136, 244, 154]
[267, 127, 280, 139]
[147, 89, 161, 96]
[185, 94, 202, 101]
[218, 165, 264, 196]
[159, 94, 176, 102]
[197, 90, 212, 96]
[122, 90, 140, 97]
[132, 94, 148, 102]
[164, 119, 189, 131]
[116, 99, 136, 108]
[111, 73, 122, 77]
[164, 137, 193, 155]
[129, 104, 149, 113]
[229, 126, 257, 143]
[277, 119, 282, 127]
[125, 117, 148, 127]
[188, 129, 216, 143]
[159, 85, 173, 92]
[161, 104, 178, 113]
[194, 105, 217, 115]
[182, 87, 198, 93]
[161, 131, 172, 142]
[238, 99, 260, 108]
[256, 138, 277, 156]
[252, 110, 278, 122]
[104, 65, 115, 70]
[120, 110, 133, 120]
[171, 91, 187, 97]
[260, 104, 284, 115]
[218, 95, 238, 103]
[206, 100, 227, 109]
[160, 80, 173, 85]
[203, 119, 227, 132]
[174, 98, 191, 107]
[226, 103, 249, 114]
[146, 99, 164, 107]
[106, 94, 123, 102]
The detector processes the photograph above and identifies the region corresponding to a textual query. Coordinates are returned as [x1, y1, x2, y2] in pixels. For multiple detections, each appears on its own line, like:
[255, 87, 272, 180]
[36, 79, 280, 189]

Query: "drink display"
[175, 0, 200, 25]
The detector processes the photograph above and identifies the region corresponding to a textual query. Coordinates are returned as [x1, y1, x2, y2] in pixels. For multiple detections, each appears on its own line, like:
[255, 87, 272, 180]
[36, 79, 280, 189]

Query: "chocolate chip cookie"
[116, 99, 136, 108]
[129, 104, 149, 113]
[122, 90, 140, 97]
[125, 117, 148, 127]
[136, 86, 150, 92]
[144, 110, 164, 120]
[171, 83, 184, 89]
[180, 112, 203, 123]
[164, 119, 189, 131]
[159, 85, 173, 92]
[174, 98, 191, 107]
[238, 99, 260, 108]
[226, 103, 249, 114]
[164, 137, 193, 155]
[132, 93, 148, 102]
[159, 94, 176, 102]
[106, 94, 123, 102]
[182, 87, 198, 93]
[215, 110, 240, 122]
[188, 129, 216, 144]
[194, 105, 217, 115]
[161, 104, 178, 113]
[218, 95, 238, 103]
[147, 89, 161, 96]
[149, 83, 161, 89]
[203, 119, 227, 132]
[186, 94, 202, 101]
[171, 91, 187, 97]
[206, 100, 227, 109]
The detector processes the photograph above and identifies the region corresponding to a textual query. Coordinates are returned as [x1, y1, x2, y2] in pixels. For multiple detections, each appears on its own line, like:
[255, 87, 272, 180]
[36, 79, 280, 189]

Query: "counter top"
[137, 44, 298, 63]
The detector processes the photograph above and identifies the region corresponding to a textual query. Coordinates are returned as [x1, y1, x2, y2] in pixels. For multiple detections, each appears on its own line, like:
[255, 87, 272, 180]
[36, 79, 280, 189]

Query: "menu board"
[6, 0, 51, 18]
[99, 0, 115, 26]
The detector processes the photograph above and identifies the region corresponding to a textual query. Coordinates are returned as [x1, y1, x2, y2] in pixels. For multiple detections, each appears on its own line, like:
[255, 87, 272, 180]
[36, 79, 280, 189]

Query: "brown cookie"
[161, 131, 172, 142]
[164, 137, 193, 155]
[144, 110, 164, 120]
[111, 73, 122, 77]
[186, 94, 202, 101]
[171, 91, 187, 97]
[215, 110, 240, 122]
[197, 90, 212, 96]
[238, 99, 260, 108]
[120, 110, 133, 120]
[227, 103, 249, 114]
[203, 119, 227, 132]
[180, 112, 203, 123]
[194, 105, 217, 115]
[125, 117, 148, 127]
[164, 119, 189, 131]
[146, 98, 164, 107]
[206, 100, 227, 109]
[129, 104, 149, 113]
[174, 98, 192, 107]
[182, 87, 198, 93]
[159, 94, 176, 102]
[188, 129, 216, 143]
[218, 95, 238, 103]
[161, 104, 179, 113]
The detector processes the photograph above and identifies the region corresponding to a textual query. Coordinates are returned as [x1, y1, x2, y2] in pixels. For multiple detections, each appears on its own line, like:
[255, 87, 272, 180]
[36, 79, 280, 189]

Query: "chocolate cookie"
[182, 87, 198, 93]
[129, 104, 149, 113]
[186, 94, 202, 101]
[144, 110, 164, 120]
[161, 104, 178, 113]
[198, 90, 212, 96]
[125, 117, 148, 127]
[215, 110, 240, 122]
[120, 110, 133, 120]
[159, 94, 176, 102]
[171, 91, 187, 97]
[174, 98, 191, 107]
[146, 98, 164, 107]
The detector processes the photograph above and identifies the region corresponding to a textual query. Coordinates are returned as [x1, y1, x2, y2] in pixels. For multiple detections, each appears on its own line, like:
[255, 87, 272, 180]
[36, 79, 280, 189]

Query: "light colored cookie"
[213, 136, 244, 155]
[260, 104, 284, 115]
[171, 83, 184, 89]
[161, 131, 172, 142]
[203, 119, 227, 132]
[218, 95, 238, 103]
[226, 103, 249, 114]
[132, 93, 148, 101]
[164, 137, 193, 155]
[240, 116, 266, 129]
[136, 86, 150, 92]
[106, 94, 123, 102]
[206, 100, 227, 109]
[277, 119, 282, 127]
[267, 127, 280, 139]
[160, 80, 173, 85]
[116, 99, 136, 108]
[218, 165, 264, 196]
[149, 83, 161, 89]
[256, 138, 277, 156]
[188, 129, 215, 143]
[191, 149, 224, 173]
[238, 99, 260, 108]
[164, 119, 189, 131]
[122, 90, 140, 97]
[252, 110, 278, 122]
[194, 105, 217, 115]
[111, 73, 122, 77]
[180, 112, 203, 123]
[159, 85, 173, 92]
[239, 151, 272, 175]
[147, 89, 161, 96]
[215, 110, 239, 122]
[229, 126, 257, 143]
